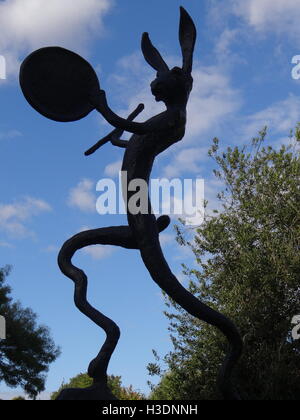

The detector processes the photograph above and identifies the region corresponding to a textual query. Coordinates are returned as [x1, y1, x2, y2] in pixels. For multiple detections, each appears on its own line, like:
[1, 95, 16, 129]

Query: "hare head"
[141, 7, 196, 107]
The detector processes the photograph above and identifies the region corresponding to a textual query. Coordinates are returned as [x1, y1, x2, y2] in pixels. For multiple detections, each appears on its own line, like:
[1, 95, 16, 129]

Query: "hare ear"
[141, 32, 169, 72]
[179, 7, 197, 74]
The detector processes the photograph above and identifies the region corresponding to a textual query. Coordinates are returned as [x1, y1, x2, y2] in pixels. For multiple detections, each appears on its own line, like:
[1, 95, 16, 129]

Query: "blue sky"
[0, 0, 300, 399]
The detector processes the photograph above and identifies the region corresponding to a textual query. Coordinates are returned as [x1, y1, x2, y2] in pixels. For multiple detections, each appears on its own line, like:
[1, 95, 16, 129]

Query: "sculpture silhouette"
[20, 7, 243, 400]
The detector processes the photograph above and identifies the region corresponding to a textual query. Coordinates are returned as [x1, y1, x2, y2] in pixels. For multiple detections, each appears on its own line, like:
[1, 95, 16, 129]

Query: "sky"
[0, 0, 300, 399]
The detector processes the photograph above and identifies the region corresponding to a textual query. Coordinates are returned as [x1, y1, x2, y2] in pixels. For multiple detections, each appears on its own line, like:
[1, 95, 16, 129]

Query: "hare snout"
[150, 79, 165, 101]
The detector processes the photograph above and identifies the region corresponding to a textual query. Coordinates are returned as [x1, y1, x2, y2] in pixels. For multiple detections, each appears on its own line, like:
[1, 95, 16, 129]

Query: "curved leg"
[142, 247, 242, 400]
[129, 213, 243, 400]
[56, 216, 170, 400]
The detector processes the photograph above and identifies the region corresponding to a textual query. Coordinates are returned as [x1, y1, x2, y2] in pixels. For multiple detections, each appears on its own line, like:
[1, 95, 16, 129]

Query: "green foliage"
[51, 372, 145, 400]
[108, 375, 145, 400]
[0, 266, 60, 399]
[11, 396, 26, 400]
[148, 128, 300, 400]
[50, 372, 92, 400]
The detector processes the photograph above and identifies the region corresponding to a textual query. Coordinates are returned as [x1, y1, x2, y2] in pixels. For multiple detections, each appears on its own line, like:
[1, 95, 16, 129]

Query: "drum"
[20, 46, 100, 122]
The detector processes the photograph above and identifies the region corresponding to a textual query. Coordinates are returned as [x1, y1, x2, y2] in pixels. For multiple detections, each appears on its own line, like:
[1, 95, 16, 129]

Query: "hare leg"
[56, 215, 171, 400]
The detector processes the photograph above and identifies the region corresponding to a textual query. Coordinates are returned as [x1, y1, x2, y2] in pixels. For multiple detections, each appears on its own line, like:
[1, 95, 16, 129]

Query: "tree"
[0, 266, 60, 399]
[51, 373, 145, 400]
[148, 126, 300, 400]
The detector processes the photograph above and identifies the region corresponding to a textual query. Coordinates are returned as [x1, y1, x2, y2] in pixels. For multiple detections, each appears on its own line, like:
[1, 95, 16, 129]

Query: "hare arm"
[111, 138, 128, 148]
[91, 90, 153, 135]
[110, 129, 128, 148]
[97, 104, 149, 135]
[110, 103, 146, 147]
[85, 104, 144, 155]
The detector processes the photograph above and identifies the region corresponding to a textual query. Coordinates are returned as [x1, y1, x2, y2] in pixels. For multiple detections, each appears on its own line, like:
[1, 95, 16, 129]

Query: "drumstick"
[84, 103, 144, 156]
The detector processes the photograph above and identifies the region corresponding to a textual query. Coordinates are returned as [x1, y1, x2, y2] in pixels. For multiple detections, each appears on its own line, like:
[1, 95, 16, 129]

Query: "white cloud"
[0, 129, 22, 140]
[0, 196, 51, 237]
[104, 159, 122, 177]
[231, 0, 300, 41]
[163, 147, 208, 178]
[242, 95, 300, 141]
[107, 52, 164, 125]
[44, 245, 59, 253]
[82, 244, 114, 260]
[157, 65, 240, 177]
[0, 241, 13, 248]
[185, 65, 241, 142]
[68, 179, 96, 213]
[159, 232, 175, 246]
[215, 28, 239, 57]
[0, 0, 113, 77]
